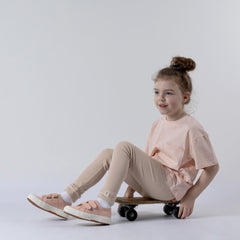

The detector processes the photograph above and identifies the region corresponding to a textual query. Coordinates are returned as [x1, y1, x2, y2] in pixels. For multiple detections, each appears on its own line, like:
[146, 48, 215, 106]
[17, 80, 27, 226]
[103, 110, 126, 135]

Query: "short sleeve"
[189, 133, 218, 170]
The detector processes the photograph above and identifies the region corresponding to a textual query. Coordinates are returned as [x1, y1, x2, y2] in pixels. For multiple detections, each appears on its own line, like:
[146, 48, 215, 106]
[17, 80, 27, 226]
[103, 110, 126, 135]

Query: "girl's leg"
[98, 141, 174, 205]
[64, 148, 114, 202]
[63, 141, 174, 224]
[27, 148, 114, 220]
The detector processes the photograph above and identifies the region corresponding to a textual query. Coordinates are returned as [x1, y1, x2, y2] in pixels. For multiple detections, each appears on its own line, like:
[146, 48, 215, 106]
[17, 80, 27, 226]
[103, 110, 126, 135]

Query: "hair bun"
[170, 56, 196, 72]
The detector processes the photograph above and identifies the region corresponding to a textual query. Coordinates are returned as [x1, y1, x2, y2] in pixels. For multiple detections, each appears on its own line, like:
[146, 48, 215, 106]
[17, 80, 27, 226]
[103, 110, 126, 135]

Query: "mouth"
[159, 104, 168, 108]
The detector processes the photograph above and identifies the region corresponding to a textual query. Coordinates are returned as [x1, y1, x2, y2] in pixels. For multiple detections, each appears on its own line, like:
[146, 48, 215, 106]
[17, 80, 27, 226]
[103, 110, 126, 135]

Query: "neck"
[166, 111, 187, 121]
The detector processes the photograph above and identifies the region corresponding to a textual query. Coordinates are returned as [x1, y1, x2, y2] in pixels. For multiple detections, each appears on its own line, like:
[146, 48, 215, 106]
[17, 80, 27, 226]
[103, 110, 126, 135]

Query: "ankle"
[97, 197, 112, 208]
[60, 191, 73, 204]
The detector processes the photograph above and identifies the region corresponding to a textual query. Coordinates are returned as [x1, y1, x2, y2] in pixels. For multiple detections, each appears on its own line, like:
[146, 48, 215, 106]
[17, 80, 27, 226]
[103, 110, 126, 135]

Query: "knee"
[114, 141, 135, 166]
[115, 141, 133, 152]
[100, 148, 113, 169]
[101, 148, 114, 158]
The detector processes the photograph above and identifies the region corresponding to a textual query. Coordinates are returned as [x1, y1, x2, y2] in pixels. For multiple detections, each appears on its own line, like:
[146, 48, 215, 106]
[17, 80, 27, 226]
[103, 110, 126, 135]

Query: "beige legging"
[65, 141, 174, 205]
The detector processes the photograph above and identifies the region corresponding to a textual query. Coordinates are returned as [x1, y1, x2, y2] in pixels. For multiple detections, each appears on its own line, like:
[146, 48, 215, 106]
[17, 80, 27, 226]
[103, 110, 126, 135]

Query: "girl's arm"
[178, 163, 219, 219]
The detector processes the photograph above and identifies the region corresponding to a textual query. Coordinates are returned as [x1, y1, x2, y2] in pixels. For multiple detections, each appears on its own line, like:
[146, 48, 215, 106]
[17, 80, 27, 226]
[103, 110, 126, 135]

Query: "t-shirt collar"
[163, 114, 190, 124]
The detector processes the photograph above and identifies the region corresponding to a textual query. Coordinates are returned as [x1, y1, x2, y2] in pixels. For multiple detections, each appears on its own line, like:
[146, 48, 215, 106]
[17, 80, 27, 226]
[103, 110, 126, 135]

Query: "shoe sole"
[64, 206, 111, 225]
[27, 194, 69, 220]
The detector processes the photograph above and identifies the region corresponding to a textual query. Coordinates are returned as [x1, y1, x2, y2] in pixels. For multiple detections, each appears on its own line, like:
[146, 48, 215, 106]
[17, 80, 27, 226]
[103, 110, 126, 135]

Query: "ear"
[183, 92, 191, 103]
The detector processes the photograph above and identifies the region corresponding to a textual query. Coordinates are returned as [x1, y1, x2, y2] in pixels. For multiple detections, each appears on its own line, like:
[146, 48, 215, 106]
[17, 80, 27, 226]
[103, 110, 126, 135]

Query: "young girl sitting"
[27, 56, 219, 225]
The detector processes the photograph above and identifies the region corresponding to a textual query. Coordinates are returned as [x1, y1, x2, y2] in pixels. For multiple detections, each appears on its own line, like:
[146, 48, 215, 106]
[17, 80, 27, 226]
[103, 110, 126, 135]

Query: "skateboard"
[115, 197, 180, 221]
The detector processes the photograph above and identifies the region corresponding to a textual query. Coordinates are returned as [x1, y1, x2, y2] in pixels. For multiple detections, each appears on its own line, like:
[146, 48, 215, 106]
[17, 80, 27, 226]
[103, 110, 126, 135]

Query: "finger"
[188, 208, 193, 217]
[178, 206, 183, 218]
[181, 208, 189, 219]
[185, 208, 192, 218]
[184, 208, 192, 219]
[181, 208, 186, 219]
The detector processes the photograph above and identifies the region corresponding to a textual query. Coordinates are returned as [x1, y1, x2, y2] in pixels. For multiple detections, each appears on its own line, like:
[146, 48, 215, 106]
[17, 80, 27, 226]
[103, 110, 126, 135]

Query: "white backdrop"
[1, 1, 240, 240]
[0, 0, 239, 195]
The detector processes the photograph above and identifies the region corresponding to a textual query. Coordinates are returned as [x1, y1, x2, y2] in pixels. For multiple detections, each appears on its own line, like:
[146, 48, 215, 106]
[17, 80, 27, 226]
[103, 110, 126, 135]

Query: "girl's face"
[154, 79, 190, 121]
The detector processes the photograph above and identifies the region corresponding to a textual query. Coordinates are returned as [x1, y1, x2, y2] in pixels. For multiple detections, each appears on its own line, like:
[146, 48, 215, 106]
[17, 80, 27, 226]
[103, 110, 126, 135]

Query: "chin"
[159, 111, 167, 115]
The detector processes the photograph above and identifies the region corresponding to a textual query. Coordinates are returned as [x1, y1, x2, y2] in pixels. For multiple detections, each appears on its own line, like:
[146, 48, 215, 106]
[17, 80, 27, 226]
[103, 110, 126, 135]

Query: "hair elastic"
[171, 63, 185, 72]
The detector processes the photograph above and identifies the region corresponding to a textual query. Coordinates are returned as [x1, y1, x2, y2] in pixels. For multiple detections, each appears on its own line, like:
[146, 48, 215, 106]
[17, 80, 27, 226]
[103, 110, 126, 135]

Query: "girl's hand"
[124, 186, 135, 198]
[178, 195, 195, 219]
[177, 164, 219, 219]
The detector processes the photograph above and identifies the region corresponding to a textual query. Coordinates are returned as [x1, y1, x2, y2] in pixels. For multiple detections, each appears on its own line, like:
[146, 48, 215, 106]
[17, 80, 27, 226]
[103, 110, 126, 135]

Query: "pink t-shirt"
[144, 114, 218, 201]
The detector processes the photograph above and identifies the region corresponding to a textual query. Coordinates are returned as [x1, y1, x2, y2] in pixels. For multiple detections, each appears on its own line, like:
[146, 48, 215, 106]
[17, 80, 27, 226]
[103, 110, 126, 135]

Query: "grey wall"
[0, 0, 239, 183]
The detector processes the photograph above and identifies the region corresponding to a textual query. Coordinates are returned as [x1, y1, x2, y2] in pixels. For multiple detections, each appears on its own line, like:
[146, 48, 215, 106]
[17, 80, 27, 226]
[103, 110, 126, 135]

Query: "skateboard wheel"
[126, 209, 138, 221]
[163, 203, 176, 215]
[118, 204, 128, 218]
[173, 207, 181, 219]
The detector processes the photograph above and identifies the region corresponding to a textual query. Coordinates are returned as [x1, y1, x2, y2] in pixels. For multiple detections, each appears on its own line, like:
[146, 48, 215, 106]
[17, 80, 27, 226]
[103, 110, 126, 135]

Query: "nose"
[159, 93, 165, 102]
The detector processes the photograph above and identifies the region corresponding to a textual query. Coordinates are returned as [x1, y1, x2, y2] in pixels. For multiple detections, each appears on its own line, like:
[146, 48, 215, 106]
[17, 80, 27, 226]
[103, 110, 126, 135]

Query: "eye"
[154, 91, 159, 94]
[166, 92, 173, 95]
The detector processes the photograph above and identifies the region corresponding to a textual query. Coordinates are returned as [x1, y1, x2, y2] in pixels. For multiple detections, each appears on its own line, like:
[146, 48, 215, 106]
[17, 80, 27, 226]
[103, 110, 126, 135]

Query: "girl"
[27, 56, 219, 225]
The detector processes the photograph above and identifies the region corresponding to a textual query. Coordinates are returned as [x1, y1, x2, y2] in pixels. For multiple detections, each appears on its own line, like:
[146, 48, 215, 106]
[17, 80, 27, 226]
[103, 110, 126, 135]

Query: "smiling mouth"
[159, 104, 168, 108]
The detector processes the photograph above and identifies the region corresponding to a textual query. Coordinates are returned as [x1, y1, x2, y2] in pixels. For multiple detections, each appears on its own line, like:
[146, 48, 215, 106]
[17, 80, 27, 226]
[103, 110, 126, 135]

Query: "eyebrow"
[153, 88, 175, 92]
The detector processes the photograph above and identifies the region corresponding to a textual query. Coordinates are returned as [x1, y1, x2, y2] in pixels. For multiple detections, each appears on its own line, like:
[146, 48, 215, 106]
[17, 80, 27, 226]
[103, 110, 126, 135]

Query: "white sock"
[97, 197, 112, 208]
[60, 191, 73, 204]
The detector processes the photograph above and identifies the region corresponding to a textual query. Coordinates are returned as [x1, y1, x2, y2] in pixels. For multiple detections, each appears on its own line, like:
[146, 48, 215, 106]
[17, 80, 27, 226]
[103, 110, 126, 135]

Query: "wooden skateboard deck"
[115, 197, 178, 205]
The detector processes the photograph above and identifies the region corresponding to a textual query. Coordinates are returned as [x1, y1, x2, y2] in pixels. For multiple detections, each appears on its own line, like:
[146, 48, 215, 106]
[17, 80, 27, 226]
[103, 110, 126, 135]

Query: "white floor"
[1, 175, 239, 240]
